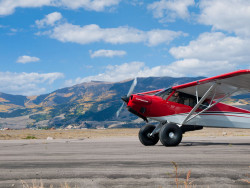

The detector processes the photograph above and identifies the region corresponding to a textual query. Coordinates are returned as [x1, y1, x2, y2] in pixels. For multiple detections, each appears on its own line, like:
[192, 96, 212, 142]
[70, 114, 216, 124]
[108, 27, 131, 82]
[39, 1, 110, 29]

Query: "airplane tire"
[139, 124, 159, 146]
[159, 123, 182, 147]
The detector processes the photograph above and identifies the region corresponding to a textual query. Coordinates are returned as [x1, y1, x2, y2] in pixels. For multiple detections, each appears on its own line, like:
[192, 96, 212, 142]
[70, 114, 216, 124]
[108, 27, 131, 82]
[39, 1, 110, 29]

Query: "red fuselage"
[127, 91, 250, 128]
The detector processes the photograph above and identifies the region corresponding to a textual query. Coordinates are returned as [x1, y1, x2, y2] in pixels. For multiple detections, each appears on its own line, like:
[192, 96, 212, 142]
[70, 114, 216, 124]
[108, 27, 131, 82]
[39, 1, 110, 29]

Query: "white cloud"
[90, 49, 126, 58]
[0, 0, 51, 16]
[148, 0, 195, 22]
[10, 28, 17, 32]
[129, 0, 144, 6]
[43, 22, 185, 46]
[35, 12, 185, 46]
[0, 0, 121, 16]
[35, 12, 62, 28]
[65, 60, 238, 87]
[16, 55, 40, 64]
[57, 0, 121, 11]
[169, 32, 250, 64]
[166, 0, 250, 75]
[65, 62, 183, 86]
[147, 29, 187, 46]
[50, 23, 142, 44]
[0, 72, 64, 96]
[199, 0, 250, 37]
[166, 59, 236, 76]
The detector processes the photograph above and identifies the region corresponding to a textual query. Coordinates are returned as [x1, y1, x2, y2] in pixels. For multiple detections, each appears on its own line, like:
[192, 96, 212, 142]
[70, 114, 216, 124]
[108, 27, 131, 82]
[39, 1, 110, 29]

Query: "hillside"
[0, 76, 249, 129]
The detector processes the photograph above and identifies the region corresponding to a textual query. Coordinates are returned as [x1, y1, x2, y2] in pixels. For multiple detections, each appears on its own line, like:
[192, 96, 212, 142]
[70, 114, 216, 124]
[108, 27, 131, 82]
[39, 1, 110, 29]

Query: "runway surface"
[0, 136, 249, 188]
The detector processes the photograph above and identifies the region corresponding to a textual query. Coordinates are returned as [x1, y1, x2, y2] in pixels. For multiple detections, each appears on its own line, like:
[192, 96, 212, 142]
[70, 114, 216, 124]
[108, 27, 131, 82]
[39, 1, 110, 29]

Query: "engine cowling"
[130, 94, 152, 105]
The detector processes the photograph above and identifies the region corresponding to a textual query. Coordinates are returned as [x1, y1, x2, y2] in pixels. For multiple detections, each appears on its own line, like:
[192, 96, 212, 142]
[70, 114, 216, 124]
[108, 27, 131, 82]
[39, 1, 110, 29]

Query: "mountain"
[0, 76, 249, 129]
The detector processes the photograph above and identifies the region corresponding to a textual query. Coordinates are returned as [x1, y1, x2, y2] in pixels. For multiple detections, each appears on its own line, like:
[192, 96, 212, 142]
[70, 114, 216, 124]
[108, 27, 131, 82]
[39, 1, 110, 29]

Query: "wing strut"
[180, 83, 217, 126]
[180, 83, 238, 126]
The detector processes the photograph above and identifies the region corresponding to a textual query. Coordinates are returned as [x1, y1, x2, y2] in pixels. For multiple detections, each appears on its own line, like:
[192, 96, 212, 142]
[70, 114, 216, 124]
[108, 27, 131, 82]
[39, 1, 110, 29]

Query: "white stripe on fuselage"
[149, 112, 250, 128]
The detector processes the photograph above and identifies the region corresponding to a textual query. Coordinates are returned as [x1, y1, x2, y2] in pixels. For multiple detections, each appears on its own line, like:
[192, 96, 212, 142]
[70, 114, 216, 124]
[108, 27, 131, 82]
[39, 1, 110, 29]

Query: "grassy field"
[0, 127, 250, 140]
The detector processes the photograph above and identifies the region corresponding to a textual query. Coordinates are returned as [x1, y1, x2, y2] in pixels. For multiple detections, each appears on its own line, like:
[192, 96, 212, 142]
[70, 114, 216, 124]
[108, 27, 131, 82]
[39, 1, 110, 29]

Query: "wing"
[172, 69, 250, 100]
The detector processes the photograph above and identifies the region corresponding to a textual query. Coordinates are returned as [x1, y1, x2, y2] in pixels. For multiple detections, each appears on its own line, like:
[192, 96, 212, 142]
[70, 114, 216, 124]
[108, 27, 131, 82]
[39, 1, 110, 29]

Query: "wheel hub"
[169, 132, 175, 138]
[147, 133, 152, 138]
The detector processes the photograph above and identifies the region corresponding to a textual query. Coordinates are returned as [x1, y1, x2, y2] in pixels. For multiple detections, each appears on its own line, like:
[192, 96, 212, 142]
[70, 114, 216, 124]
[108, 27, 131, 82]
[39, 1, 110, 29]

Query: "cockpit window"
[155, 88, 172, 100]
[169, 91, 196, 106]
[168, 91, 209, 108]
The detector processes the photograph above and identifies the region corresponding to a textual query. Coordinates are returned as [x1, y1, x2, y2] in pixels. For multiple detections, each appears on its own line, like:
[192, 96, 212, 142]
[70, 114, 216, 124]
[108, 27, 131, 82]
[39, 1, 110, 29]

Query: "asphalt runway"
[0, 136, 250, 188]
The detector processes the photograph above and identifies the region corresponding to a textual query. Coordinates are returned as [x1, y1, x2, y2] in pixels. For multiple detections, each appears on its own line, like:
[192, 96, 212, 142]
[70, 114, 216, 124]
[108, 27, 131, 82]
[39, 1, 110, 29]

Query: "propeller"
[116, 77, 137, 117]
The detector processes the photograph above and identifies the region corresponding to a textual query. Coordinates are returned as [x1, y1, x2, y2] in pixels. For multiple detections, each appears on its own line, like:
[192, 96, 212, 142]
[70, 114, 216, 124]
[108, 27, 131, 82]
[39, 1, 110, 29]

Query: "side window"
[168, 91, 210, 109]
[169, 91, 184, 104]
[184, 98, 196, 107]
[169, 91, 196, 107]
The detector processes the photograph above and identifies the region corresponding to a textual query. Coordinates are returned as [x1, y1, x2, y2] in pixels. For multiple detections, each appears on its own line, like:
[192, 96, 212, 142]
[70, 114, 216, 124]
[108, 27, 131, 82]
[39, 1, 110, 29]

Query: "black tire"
[139, 124, 159, 146]
[159, 123, 182, 147]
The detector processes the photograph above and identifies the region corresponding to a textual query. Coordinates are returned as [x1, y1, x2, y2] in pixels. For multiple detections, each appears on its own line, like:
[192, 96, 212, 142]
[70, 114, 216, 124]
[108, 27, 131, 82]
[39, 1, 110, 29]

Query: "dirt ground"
[1, 127, 250, 140]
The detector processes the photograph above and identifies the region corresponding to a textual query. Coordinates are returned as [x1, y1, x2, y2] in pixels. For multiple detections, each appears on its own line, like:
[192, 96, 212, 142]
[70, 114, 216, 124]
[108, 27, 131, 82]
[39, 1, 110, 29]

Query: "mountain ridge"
[0, 76, 249, 129]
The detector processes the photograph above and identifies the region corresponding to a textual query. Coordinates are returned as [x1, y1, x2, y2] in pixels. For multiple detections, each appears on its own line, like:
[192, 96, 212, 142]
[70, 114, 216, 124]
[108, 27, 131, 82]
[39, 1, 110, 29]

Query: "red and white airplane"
[117, 70, 250, 147]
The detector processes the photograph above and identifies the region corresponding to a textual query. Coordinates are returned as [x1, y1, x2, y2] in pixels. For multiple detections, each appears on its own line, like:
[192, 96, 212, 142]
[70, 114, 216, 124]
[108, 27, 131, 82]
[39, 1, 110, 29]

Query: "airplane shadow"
[179, 141, 250, 147]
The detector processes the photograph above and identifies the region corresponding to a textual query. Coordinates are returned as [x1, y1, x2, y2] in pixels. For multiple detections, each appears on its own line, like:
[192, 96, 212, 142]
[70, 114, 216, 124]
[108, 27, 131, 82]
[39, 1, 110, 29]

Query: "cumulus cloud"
[65, 62, 183, 86]
[199, 0, 250, 37]
[0, 0, 51, 16]
[166, 59, 236, 76]
[43, 22, 185, 46]
[169, 32, 250, 64]
[146, 29, 187, 46]
[16, 55, 40, 64]
[0, 0, 121, 16]
[164, 0, 250, 76]
[56, 0, 121, 11]
[90, 49, 126, 58]
[35, 12, 62, 28]
[0, 72, 64, 96]
[35, 12, 185, 46]
[65, 59, 238, 87]
[50, 23, 142, 44]
[148, 0, 195, 22]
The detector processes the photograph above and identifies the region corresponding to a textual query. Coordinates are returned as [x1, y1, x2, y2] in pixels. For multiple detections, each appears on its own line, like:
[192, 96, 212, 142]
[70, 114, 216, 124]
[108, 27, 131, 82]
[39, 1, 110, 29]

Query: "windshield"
[155, 88, 172, 100]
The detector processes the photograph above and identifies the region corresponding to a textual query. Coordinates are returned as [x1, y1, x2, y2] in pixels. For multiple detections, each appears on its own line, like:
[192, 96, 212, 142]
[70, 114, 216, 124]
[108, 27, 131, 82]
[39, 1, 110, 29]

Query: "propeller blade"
[127, 77, 137, 97]
[116, 102, 125, 117]
[116, 77, 137, 118]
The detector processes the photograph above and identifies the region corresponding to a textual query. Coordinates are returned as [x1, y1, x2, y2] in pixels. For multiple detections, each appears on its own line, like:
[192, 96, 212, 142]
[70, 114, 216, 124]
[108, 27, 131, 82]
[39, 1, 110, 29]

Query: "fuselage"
[127, 90, 250, 129]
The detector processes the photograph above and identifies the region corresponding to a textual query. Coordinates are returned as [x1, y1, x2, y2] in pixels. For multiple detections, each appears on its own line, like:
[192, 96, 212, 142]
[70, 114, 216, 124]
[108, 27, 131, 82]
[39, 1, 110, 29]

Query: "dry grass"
[171, 162, 194, 188]
[241, 166, 250, 184]
[0, 129, 139, 140]
[169, 162, 250, 187]
[1, 127, 250, 140]
[21, 180, 78, 188]
[21, 180, 46, 188]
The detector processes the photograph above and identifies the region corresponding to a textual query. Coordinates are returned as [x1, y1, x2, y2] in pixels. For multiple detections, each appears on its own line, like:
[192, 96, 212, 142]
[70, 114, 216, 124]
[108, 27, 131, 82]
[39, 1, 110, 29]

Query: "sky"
[0, 0, 250, 96]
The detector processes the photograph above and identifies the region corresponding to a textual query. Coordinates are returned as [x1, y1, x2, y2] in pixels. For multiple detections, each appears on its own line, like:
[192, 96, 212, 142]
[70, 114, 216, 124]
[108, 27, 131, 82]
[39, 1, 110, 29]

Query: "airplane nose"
[121, 95, 130, 103]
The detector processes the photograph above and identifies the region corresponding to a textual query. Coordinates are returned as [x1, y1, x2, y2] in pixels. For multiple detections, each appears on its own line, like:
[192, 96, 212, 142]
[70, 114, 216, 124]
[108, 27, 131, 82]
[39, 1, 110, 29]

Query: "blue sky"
[0, 0, 250, 96]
